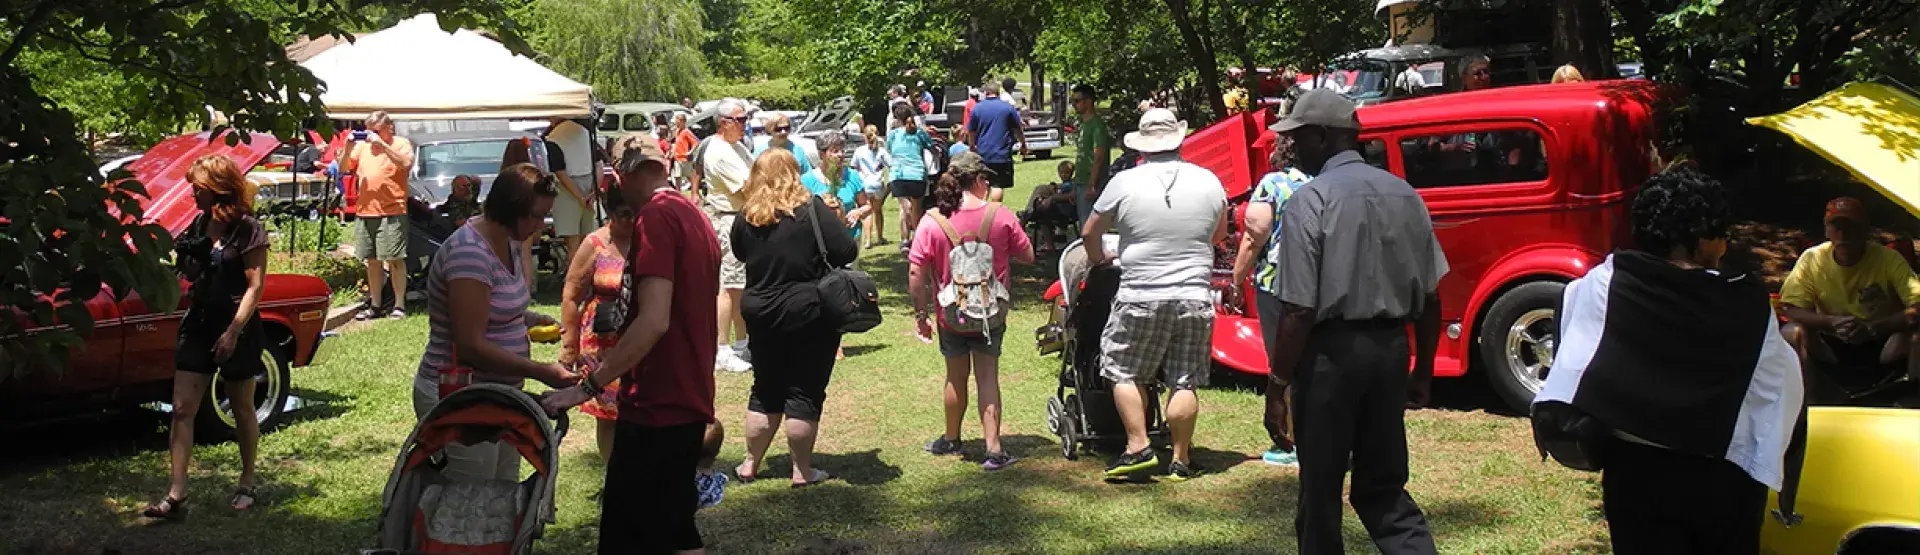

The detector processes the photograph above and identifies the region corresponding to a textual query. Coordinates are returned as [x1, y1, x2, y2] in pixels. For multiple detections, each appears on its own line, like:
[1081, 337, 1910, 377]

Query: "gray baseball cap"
[1271, 88, 1361, 133]
[949, 151, 996, 176]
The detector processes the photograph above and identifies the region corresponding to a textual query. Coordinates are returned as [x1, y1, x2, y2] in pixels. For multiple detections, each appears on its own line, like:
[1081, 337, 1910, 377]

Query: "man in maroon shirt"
[542, 140, 720, 555]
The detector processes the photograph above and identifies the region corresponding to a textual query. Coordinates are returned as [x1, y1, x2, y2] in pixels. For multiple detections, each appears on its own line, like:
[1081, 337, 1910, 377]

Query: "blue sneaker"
[1262, 447, 1298, 467]
[695, 471, 728, 509]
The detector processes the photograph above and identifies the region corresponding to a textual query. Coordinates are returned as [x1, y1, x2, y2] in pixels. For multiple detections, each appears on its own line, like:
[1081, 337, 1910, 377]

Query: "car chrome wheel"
[210, 348, 285, 430]
[1503, 308, 1557, 396]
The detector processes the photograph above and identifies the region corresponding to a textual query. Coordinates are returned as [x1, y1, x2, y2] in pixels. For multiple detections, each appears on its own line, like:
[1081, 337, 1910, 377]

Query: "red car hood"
[123, 132, 281, 237]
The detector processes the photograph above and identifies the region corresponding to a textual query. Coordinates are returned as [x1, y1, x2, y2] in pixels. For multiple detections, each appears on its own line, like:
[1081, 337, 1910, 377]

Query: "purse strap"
[804, 198, 835, 272]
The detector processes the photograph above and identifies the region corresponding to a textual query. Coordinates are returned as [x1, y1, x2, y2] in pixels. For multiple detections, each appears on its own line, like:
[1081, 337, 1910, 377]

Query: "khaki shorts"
[708, 209, 746, 289]
[356, 215, 408, 260]
[550, 181, 598, 237]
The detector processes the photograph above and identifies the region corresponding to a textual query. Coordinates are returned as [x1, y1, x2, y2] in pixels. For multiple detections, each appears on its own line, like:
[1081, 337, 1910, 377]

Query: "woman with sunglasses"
[755, 113, 813, 175]
[144, 155, 273, 520]
[414, 163, 578, 482]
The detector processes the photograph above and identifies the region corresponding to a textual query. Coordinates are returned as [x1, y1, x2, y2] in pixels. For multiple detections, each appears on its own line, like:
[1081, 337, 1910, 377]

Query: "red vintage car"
[1046, 80, 1663, 412]
[2, 132, 333, 438]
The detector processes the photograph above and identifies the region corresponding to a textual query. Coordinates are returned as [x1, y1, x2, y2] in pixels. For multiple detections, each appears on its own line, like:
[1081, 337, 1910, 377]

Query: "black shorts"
[889, 179, 927, 199]
[600, 421, 705, 554]
[1820, 333, 1888, 367]
[176, 309, 266, 381]
[987, 162, 1016, 189]
[745, 325, 840, 421]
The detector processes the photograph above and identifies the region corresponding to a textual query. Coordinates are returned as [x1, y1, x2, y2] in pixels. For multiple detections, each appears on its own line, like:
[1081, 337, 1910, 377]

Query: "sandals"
[734, 463, 757, 484]
[142, 496, 188, 520]
[791, 468, 832, 489]
[230, 486, 257, 511]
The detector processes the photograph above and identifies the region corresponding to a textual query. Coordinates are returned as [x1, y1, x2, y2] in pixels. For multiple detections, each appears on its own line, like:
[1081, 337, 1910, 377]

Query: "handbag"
[1529, 400, 1610, 472]
[805, 200, 883, 333]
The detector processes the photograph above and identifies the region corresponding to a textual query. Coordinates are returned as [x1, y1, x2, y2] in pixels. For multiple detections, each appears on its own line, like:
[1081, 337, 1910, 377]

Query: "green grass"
[0, 148, 1611, 554]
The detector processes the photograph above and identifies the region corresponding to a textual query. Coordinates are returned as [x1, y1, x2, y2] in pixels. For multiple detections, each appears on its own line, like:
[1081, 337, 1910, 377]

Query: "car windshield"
[1318, 58, 1392, 100]
[417, 140, 517, 179]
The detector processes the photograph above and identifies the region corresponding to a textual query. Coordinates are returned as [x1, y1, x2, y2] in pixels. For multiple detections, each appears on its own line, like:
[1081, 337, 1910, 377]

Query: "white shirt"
[701, 137, 754, 213]
[1092, 158, 1228, 302]
[545, 120, 593, 179]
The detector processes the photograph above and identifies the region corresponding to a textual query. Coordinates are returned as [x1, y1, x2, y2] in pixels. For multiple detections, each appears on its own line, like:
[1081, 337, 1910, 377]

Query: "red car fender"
[1459, 243, 1603, 356]
[1212, 313, 1268, 375]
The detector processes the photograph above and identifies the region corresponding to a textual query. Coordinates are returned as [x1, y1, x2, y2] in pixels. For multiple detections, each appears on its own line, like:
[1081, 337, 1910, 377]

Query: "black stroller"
[1043, 237, 1171, 460]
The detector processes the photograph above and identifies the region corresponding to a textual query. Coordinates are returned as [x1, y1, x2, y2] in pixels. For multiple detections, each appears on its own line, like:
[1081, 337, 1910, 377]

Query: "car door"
[118, 277, 189, 386]
[1381, 121, 1556, 324]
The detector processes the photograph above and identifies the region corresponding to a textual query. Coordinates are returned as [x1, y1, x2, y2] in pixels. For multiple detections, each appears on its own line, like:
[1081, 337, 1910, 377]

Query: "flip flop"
[230, 486, 257, 511]
[141, 495, 188, 520]
[733, 463, 757, 483]
[791, 468, 831, 489]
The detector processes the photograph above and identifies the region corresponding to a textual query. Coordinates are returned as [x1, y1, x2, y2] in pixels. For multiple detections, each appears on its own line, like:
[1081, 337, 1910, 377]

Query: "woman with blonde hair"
[1552, 64, 1587, 84]
[853, 124, 892, 248]
[145, 154, 273, 519]
[729, 149, 859, 487]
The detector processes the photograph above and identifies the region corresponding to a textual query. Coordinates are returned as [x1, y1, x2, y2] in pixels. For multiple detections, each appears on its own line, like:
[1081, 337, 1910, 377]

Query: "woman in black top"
[144, 155, 273, 520]
[729, 149, 859, 488]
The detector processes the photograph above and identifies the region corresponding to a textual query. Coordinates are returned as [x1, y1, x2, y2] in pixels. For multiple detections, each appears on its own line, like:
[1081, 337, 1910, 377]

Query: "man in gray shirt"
[1267, 89, 1446, 555]
[1082, 108, 1228, 482]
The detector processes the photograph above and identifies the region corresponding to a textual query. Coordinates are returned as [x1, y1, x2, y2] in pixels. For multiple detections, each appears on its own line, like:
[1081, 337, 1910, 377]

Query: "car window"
[597, 113, 620, 132]
[1397, 129, 1548, 188]
[1362, 139, 1390, 170]
[622, 114, 650, 132]
[418, 140, 516, 179]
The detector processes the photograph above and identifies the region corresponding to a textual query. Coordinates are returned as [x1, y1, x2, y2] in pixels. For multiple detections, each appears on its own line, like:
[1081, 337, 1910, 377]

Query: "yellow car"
[1751, 82, 1920, 554]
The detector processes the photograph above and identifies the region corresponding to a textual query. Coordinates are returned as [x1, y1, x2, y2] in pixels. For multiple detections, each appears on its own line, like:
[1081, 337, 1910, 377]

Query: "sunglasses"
[722, 115, 748, 124]
[1471, 68, 1491, 76]
[773, 126, 792, 133]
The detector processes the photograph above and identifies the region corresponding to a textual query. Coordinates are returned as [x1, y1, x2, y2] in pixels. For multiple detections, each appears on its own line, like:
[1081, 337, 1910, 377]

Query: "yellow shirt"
[1779, 242, 1920, 320]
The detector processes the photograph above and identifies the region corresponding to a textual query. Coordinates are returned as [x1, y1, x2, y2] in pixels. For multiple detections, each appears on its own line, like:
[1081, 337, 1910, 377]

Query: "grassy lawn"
[0, 148, 1610, 554]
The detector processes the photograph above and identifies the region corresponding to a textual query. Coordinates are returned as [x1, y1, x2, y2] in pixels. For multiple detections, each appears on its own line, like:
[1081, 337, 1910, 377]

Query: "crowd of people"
[143, 66, 1917, 553]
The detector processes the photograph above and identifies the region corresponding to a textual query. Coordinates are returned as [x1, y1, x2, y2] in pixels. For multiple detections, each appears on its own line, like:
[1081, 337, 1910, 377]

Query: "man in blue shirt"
[964, 81, 1026, 202]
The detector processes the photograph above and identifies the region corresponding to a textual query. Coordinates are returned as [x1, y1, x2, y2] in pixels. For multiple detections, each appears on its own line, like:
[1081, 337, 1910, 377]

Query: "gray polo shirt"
[1276, 151, 1449, 322]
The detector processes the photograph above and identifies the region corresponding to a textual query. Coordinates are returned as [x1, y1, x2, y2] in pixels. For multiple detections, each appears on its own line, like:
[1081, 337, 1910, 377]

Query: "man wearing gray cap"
[1081, 108, 1228, 482]
[1266, 89, 1445, 554]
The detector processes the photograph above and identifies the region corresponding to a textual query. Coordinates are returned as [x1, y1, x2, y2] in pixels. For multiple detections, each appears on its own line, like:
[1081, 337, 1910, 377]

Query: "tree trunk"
[1551, 0, 1615, 79]
[1164, 0, 1226, 119]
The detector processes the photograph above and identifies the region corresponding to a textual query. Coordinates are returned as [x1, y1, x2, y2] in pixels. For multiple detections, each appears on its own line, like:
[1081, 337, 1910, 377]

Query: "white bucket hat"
[1124, 108, 1187, 153]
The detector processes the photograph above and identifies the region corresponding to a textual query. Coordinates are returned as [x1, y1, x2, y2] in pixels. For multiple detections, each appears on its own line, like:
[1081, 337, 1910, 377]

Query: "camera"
[352, 130, 368, 141]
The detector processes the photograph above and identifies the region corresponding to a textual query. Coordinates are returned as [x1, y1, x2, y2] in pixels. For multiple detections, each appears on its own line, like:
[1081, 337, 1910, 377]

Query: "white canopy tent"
[302, 13, 592, 121]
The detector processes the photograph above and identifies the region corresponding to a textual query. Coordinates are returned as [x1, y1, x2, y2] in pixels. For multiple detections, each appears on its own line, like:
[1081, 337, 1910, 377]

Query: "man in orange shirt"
[341, 110, 416, 319]
[669, 113, 699, 194]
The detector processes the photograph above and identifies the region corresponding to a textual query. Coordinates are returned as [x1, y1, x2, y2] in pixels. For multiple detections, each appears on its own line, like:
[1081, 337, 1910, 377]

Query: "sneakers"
[1164, 460, 1202, 482]
[1104, 447, 1159, 478]
[981, 452, 1017, 471]
[695, 471, 728, 509]
[924, 436, 964, 456]
[1262, 447, 1299, 467]
[731, 340, 752, 363]
[715, 348, 752, 374]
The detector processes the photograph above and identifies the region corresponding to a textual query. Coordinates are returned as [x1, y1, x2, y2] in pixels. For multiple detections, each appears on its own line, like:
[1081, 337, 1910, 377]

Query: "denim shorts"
[938, 325, 1007, 358]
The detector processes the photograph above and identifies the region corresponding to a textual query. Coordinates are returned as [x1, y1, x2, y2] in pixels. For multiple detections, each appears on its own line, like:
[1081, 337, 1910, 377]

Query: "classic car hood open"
[1748, 82, 1920, 216]
[124, 132, 281, 238]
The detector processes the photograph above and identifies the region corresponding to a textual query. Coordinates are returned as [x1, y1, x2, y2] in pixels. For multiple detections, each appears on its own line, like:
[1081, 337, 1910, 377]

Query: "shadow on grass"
[839, 344, 891, 358]
[751, 449, 902, 487]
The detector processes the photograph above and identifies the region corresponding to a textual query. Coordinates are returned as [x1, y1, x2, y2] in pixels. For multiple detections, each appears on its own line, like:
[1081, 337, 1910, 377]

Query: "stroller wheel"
[1045, 396, 1066, 436]
[1060, 395, 1081, 461]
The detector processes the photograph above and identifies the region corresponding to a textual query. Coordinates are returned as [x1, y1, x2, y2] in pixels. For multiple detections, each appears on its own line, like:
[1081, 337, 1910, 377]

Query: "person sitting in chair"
[1779, 196, 1920, 404]
[1020, 161, 1081, 252]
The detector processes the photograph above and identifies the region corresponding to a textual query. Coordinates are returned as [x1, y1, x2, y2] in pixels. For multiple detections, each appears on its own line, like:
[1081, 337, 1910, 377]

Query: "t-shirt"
[908, 202, 1032, 311]
[700, 137, 754, 213]
[755, 139, 813, 174]
[1075, 114, 1113, 188]
[619, 189, 721, 427]
[418, 223, 531, 385]
[1093, 159, 1228, 302]
[966, 97, 1022, 163]
[886, 127, 933, 181]
[852, 145, 888, 189]
[948, 143, 971, 159]
[1779, 242, 1920, 321]
[180, 214, 270, 309]
[802, 167, 864, 239]
[732, 197, 861, 332]
[346, 135, 415, 217]
[1250, 168, 1311, 295]
[671, 129, 700, 162]
[545, 120, 594, 179]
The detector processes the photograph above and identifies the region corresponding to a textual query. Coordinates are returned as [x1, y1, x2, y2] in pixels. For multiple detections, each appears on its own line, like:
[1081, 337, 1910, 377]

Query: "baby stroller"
[1042, 236, 1171, 460]
[366, 384, 569, 555]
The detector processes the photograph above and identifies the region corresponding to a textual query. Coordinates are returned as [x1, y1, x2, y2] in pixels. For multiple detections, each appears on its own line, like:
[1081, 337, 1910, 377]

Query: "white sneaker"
[716, 348, 752, 374]
[731, 340, 752, 363]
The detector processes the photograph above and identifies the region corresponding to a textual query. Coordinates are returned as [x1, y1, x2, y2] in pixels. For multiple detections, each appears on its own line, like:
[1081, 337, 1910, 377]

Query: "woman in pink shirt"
[907, 151, 1035, 471]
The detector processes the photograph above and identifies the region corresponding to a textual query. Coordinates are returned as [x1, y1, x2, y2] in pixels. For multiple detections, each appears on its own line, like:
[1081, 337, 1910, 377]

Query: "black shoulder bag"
[805, 201, 882, 333]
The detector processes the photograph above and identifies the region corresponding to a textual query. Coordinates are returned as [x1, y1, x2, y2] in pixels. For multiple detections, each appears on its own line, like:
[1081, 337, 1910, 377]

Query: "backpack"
[929, 204, 1009, 337]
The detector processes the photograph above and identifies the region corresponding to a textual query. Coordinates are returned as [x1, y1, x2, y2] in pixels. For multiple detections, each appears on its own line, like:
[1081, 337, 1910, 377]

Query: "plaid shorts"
[1099, 299, 1215, 390]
